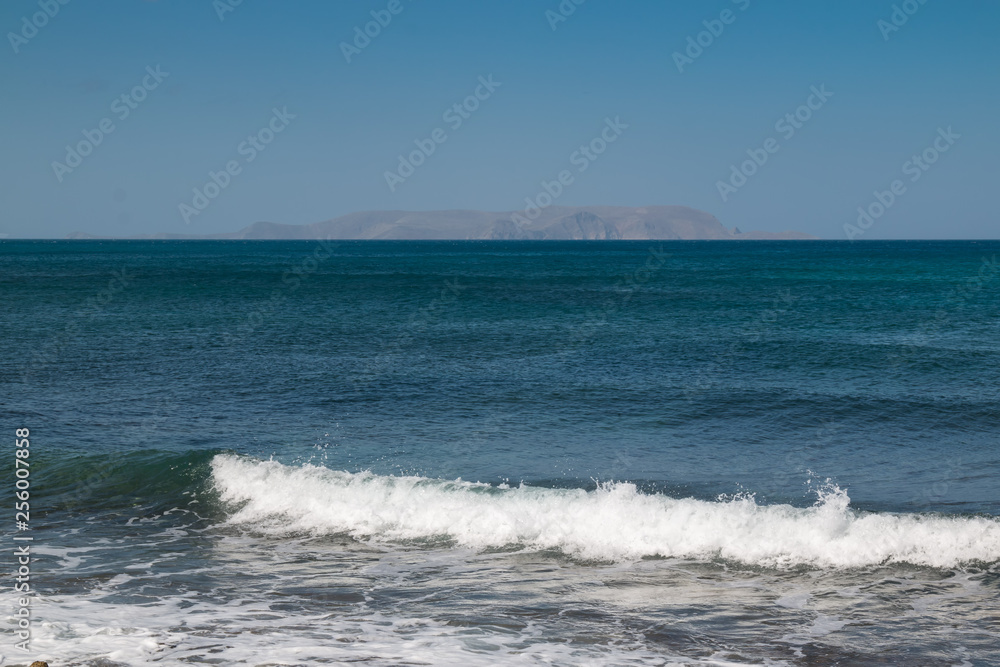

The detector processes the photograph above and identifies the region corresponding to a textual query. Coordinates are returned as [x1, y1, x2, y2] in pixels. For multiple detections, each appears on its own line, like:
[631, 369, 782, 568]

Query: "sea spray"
[211, 454, 1000, 569]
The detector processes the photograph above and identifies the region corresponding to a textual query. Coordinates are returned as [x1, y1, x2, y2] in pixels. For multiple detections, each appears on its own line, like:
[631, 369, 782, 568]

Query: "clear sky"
[1, 0, 998, 239]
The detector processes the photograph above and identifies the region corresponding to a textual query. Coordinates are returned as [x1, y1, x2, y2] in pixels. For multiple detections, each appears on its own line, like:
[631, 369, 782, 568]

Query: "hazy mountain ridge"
[66, 206, 817, 240]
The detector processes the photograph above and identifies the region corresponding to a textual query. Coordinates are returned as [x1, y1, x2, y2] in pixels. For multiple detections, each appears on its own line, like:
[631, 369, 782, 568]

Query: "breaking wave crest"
[211, 454, 1000, 569]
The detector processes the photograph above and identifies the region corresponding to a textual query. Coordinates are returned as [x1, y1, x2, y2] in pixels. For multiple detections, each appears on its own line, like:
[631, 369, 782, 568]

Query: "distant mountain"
[66, 206, 818, 240]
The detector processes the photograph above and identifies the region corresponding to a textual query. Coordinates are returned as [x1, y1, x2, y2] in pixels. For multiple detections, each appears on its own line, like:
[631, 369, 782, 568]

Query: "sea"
[2, 239, 999, 666]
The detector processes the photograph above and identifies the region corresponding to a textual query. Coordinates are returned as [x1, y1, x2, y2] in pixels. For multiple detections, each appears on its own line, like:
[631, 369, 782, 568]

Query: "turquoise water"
[3, 240, 999, 665]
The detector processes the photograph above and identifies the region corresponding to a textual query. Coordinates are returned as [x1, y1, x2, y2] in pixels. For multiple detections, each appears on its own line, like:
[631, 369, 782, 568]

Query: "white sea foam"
[6, 591, 741, 667]
[210, 454, 1000, 569]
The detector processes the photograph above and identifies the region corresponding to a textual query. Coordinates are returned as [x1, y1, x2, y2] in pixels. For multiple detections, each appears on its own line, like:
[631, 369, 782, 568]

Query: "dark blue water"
[3, 240, 999, 666]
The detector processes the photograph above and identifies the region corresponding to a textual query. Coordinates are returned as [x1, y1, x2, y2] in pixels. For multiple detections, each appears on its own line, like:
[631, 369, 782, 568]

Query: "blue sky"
[1, 0, 998, 239]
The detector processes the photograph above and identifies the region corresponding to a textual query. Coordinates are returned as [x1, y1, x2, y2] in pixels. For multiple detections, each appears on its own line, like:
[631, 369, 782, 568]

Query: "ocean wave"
[210, 454, 1000, 568]
[38, 449, 219, 511]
